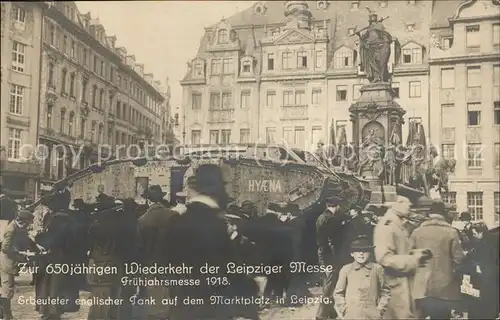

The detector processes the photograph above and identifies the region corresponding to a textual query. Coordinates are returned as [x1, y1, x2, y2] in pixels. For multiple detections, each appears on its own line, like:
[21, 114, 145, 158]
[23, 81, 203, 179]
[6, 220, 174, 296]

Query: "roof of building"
[430, 0, 464, 29]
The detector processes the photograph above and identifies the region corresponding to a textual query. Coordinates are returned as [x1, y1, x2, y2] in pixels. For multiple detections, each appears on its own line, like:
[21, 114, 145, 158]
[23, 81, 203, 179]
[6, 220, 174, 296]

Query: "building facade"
[180, 0, 433, 151]
[37, 2, 169, 194]
[0, 2, 43, 199]
[429, 0, 500, 227]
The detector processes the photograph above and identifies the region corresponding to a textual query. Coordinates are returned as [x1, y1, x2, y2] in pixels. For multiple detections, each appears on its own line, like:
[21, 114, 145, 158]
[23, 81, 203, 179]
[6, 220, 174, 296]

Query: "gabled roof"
[431, 0, 464, 28]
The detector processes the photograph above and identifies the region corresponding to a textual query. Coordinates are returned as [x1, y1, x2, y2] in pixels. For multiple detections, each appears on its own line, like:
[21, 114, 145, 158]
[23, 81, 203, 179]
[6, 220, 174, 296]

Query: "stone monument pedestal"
[349, 82, 406, 206]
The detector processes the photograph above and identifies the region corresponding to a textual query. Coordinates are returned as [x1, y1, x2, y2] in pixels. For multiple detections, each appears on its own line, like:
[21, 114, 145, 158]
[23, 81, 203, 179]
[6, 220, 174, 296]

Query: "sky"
[76, 1, 256, 112]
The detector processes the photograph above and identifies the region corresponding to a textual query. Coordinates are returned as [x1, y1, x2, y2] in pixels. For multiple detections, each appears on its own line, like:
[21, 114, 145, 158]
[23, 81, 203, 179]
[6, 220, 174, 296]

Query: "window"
[294, 126, 306, 148]
[391, 83, 400, 98]
[48, 62, 55, 87]
[11, 41, 26, 72]
[222, 93, 232, 109]
[191, 130, 201, 144]
[47, 23, 55, 45]
[283, 91, 294, 106]
[295, 91, 305, 105]
[494, 101, 500, 125]
[9, 84, 24, 114]
[80, 118, 86, 138]
[68, 112, 74, 136]
[81, 78, 88, 102]
[91, 122, 96, 142]
[13, 6, 26, 24]
[266, 91, 275, 106]
[192, 93, 202, 110]
[466, 25, 480, 52]
[312, 89, 322, 105]
[240, 91, 250, 108]
[467, 143, 483, 168]
[218, 29, 229, 44]
[83, 48, 88, 67]
[495, 143, 500, 168]
[221, 130, 231, 144]
[46, 105, 52, 129]
[494, 65, 500, 86]
[267, 53, 275, 70]
[442, 38, 454, 50]
[336, 85, 348, 101]
[100, 61, 105, 77]
[209, 130, 219, 144]
[60, 109, 65, 133]
[98, 124, 104, 144]
[334, 51, 353, 68]
[351, 1, 359, 9]
[315, 51, 323, 68]
[467, 192, 483, 221]
[282, 52, 292, 69]
[93, 55, 98, 73]
[7, 129, 22, 159]
[63, 35, 68, 54]
[266, 127, 276, 143]
[311, 126, 322, 146]
[71, 40, 76, 58]
[210, 93, 221, 109]
[223, 59, 233, 74]
[402, 48, 421, 64]
[467, 66, 481, 87]
[442, 192, 457, 207]
[494, 24, 500, 46]
[409, 81, 421, 97]
[242, 62, 251, 73]
[467, 103, 481, 126]
[69, 73, 75, 96]
[61, 68, 67, 93]
[92, 85, 97, 106]
[240, 129, 250, 143]
[442, 144, 455, 160]
[441, 68, 455, 89]
[297, 51, 307, 68]
[99, 88, 104, 109]
[193, 62, 203, 76]
[211, 59, 221, 75]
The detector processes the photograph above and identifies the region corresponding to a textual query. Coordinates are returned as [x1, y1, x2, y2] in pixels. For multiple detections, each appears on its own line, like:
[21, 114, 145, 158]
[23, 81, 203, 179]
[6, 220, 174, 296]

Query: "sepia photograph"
[0, 0, 499, 319]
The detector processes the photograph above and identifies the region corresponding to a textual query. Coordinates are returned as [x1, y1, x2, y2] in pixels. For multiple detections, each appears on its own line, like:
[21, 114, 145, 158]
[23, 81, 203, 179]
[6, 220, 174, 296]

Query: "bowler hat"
[415, 196, 433, 209]
[17, 210, 34, 222]
[142, 185, 167, 198]
[459, 212, 472, 222]
[350, 236, 374, 252]
[430, 199, 445, 214]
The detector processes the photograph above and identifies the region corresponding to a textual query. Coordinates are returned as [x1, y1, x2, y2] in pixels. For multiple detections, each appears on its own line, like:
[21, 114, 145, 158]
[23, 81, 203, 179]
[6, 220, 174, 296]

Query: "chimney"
[135, 63, 144, 77]
[144, 73, 154, 84]
[116, 47, 127, 61]
[105, 35, 117, 49]
[125, 54, 136, 68]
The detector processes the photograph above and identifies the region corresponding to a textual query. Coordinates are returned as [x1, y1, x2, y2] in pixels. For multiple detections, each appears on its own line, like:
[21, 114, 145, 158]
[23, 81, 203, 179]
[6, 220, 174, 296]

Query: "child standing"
[334, 236, 390, 319]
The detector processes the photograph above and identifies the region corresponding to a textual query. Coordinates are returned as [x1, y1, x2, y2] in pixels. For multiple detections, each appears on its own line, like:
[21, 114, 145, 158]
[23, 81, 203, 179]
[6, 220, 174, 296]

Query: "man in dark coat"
[315, 196, 348, 320]
[137, 185, 179, 319]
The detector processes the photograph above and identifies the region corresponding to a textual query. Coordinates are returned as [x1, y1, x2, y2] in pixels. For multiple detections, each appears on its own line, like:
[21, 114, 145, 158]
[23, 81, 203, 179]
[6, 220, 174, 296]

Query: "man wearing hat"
[409, 199, 465, 319]
[0, 210, 40, 319]
[137, 184, 179, 319]
[171, 191, 187, 215]
[373, 196, 432, 319]
[316, 196, 347, 320]
[334, 236, 390, 319]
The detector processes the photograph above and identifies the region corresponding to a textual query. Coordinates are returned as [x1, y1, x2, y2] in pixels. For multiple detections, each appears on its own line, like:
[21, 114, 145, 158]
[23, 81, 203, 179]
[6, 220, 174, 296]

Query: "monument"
[348, 9, 404, 204]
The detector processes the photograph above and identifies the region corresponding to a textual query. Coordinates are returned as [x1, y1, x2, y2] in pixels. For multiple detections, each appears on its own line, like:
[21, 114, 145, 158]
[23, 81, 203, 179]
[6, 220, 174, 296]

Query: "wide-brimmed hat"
[414, 196, 433, 209]
[325, 196, 342, 206]
[350, 236, 374, 252]
[189, 164, 227, 194]
[17, 209, 34, 222]
[142, 185, 167, 198]
[430, 199, 445, 214]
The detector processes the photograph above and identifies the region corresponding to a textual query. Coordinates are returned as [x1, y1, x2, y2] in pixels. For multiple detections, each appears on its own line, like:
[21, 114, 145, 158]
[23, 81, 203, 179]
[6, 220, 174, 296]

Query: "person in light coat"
[373, 196, 431, 319]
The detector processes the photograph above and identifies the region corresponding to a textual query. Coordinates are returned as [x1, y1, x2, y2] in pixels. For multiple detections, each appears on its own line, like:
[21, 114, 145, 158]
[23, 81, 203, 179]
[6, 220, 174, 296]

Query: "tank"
[29, 144, 371, 217]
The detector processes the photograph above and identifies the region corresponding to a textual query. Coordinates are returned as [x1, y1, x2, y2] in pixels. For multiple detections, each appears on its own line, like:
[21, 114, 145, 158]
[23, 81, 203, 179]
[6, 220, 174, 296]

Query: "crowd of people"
[0, 164, 499, 320]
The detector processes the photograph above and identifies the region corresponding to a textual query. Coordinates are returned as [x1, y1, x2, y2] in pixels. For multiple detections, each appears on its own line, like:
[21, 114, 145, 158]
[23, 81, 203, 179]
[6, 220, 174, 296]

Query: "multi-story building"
[0, 2, 43, 199]
[37, 2, 168, 194]
[429, 0, 500, 227]
[180, 0, 433, 150]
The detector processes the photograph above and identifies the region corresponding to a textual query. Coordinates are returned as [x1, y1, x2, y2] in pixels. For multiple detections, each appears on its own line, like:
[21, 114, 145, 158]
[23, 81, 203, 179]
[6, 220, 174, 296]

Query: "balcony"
[466, 87, 481, 102]
[440, 88, 455, 104]
[280, 105, 308, 121]
[208, 109, 235, 123]
[2, 160, 42, 176]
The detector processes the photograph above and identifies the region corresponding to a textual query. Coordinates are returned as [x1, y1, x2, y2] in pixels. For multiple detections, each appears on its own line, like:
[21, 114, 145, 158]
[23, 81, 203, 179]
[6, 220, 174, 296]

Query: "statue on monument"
[352, 8, 392, 83]
[358, 128, 385, 179]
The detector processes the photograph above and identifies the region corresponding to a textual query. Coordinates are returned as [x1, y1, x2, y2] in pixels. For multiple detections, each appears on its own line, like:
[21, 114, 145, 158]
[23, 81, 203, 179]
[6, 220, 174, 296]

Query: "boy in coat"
[334, 236, 390, 319]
